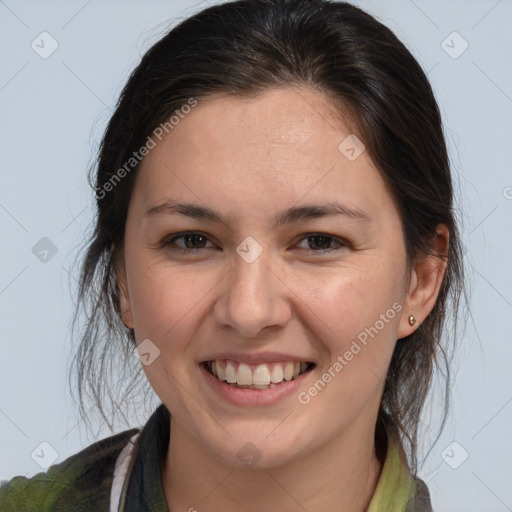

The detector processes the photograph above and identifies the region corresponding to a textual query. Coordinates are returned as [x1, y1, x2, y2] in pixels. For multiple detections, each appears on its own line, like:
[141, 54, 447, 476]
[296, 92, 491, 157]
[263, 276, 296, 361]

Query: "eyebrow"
[144, 199, 372, 225]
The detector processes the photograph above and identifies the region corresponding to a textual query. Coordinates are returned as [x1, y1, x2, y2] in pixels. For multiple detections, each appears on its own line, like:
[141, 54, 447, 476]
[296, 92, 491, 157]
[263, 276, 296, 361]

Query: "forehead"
[132, 87, 398, 227]
[149, 87, 356, 164]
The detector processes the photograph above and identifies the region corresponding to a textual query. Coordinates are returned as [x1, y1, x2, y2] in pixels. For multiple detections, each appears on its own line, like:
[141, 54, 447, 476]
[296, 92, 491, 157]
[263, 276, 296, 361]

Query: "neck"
[162, 417, 383, 512]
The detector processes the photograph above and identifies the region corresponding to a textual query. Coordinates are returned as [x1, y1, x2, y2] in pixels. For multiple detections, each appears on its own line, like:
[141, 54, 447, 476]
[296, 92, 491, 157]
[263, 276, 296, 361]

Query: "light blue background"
[1, 1, 511, 510]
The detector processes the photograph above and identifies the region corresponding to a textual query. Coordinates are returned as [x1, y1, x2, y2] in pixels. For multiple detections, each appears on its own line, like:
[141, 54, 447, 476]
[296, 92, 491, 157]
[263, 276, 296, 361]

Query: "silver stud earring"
[408, 315, 416, 326]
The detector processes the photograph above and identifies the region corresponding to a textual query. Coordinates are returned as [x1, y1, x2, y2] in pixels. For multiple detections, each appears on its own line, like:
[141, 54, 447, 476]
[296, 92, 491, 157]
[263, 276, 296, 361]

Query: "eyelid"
[161, 231, 350, 254]
[161, 231, 217, 249]
[294, 233, 349, 252]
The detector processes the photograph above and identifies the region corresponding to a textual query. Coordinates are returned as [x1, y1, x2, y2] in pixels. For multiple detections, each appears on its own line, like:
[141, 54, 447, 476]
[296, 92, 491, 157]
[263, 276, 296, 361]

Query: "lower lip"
[199, 363, 313, 406]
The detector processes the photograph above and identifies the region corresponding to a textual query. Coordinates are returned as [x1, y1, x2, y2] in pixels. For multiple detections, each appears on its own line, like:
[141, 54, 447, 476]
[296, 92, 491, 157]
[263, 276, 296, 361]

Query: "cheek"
[300, 258, 402, 325]
[125, 256, 235, 394]
[129, 262, 207, 340]
[127, 263, 209, 395]
[296, 261, 403, 372]
[297, 271, 402, 415]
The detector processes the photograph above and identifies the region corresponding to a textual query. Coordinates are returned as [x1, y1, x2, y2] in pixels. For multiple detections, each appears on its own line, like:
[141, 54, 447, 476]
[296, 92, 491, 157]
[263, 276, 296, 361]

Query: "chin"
[204, 427, 308, 470]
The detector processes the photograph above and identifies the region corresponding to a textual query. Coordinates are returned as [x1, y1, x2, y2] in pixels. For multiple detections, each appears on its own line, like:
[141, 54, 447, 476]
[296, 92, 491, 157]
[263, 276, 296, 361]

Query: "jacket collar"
[118, 403, 430, 512]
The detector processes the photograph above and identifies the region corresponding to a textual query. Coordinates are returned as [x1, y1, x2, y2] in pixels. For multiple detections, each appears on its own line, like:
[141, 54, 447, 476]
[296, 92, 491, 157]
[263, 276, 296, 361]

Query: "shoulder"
[0, 427, 140, 512]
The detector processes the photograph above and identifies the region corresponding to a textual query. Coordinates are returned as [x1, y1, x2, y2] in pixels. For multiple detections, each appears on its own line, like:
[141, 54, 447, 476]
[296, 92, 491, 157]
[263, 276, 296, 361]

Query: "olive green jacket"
[0, 404, 433, 511]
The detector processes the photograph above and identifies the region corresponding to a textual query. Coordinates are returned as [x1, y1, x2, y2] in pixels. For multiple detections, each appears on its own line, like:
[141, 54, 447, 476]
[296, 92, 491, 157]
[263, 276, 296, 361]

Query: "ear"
[115, 251, 134, 329]
[398, 223, 449, 338]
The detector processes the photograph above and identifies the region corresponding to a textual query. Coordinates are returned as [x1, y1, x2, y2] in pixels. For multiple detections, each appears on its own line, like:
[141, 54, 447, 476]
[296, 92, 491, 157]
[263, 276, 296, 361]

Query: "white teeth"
[210, 359, 311, 387]
[225, 362, 237, 383]
[270, 364, 283, 383]
[253, 365, 271, 385]
[216, 362, 225, 381]
[236, 363, 253, 385]
[283, 362, 294, 381]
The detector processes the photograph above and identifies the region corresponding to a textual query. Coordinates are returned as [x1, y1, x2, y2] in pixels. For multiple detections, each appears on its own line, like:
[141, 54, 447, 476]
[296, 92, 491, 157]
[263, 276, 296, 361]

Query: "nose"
[213, 246, 292, 339]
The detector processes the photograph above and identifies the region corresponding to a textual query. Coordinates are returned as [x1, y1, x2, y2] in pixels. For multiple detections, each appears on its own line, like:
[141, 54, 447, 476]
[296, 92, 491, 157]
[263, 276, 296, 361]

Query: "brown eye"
[162, 232, 216, 253]
[295, 233, 348, 253]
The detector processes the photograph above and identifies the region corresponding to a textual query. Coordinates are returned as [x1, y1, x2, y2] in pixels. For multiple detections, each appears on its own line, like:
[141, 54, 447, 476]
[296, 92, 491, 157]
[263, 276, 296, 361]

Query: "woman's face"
[118, 86, 418, 468]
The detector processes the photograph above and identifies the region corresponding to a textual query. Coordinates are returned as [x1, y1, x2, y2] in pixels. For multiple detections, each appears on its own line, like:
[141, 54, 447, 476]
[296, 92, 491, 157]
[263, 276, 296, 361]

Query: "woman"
[0, 0, 464, 510]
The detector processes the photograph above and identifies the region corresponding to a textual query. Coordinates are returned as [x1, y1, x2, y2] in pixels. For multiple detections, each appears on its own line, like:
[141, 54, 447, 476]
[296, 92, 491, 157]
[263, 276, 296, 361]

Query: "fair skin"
[117, 86, 448, 512]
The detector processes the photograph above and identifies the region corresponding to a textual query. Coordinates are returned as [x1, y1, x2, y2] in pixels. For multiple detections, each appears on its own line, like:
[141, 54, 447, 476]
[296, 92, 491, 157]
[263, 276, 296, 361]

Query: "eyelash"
[161, 231, 349, 255]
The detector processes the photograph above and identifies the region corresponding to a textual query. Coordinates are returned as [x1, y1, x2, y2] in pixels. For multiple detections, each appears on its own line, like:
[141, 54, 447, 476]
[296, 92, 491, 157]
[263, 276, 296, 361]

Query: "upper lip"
[199, 352, 315, 365]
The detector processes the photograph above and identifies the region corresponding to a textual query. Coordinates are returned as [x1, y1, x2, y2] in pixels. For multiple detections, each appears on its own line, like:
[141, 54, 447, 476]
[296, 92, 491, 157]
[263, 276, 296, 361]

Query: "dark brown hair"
[70, 0, 466, 474]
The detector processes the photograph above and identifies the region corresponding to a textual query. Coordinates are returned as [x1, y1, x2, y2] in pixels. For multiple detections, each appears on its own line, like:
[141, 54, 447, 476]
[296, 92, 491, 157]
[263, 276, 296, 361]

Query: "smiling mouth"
[201, 359, 315, 390]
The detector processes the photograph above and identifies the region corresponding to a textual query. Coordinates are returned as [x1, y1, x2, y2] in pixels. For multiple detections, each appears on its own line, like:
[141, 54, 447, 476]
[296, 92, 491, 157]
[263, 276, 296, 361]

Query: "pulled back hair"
[70, 0, 466, 474]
